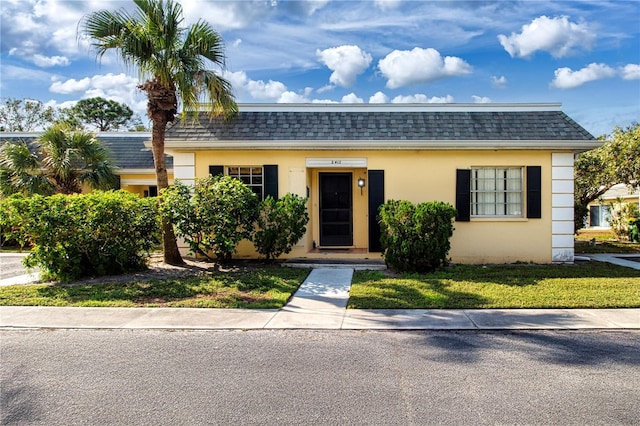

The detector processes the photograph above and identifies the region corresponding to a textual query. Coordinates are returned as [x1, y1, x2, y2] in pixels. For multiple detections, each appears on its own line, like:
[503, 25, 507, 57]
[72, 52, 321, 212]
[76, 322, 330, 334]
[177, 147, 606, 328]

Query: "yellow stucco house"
[160, 103, 599, 264]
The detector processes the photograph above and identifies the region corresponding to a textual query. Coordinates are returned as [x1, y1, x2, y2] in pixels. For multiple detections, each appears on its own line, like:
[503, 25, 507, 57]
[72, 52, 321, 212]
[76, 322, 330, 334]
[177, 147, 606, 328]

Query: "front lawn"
[575, 229, 640, 254]
[348, 261, 640, 309]
[0, 267, 310, 308]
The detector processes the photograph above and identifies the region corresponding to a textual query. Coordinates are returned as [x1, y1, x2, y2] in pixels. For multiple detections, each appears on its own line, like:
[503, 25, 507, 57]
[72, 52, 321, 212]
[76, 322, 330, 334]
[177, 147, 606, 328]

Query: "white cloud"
[312, 99, 339, 104]
[472, 95, 492, 103]
[620, 64, 640, 80]
[378, 47, 472, 89]
[223, 70, 288, 101]
[316, 45, 373, 88]
[44, 99, 78, 111]
[491, 75, 507, 88]
[369, 91, 389, 103]
[277, 91, 311, 103]
[551, 63, 616, 89]
[317, 85, 335, 94]
[2, 0, 95, 60]
[181, 1, 274, 31]
[50, 77, 92, 94]
[48, 72, 147, 115]
[391, 94, 454, 103]
[298, 0, 331, 15]
[341, 93, 364, 103]
[246, 79, 288, 101]
[32, 54, 70, 67]
[375, 0, 402, 11]
[498, 15, 595, 58]
[0, 64, 53, 82]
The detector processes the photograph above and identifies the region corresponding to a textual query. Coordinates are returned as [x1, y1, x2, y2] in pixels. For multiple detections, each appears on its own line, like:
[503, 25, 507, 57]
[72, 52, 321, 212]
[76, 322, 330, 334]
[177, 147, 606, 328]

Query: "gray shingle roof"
[0, 133, 172, 170]
[166, 108, 596, 142]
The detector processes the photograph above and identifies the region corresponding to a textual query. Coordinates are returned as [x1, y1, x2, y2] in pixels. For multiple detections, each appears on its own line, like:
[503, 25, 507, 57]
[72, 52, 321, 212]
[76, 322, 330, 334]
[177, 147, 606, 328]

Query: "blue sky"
[1, 0, 638, 137]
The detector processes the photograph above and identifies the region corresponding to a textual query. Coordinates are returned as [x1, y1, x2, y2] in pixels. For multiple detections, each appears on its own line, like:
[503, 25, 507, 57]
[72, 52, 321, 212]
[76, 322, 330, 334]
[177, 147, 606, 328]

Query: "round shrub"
[379, 200, 456, 273]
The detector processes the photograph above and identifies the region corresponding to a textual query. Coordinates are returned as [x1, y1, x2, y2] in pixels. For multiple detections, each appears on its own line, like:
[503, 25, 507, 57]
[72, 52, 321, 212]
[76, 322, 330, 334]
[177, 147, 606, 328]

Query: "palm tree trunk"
[142, 79, 183, 265]
[150, 118, 184, 265]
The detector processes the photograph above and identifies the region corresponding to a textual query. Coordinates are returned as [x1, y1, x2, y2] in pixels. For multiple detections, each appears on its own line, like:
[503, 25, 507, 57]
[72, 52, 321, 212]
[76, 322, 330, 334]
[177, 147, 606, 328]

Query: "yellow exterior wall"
[178, 149, 556, 263]
[117, 172, 173, 197]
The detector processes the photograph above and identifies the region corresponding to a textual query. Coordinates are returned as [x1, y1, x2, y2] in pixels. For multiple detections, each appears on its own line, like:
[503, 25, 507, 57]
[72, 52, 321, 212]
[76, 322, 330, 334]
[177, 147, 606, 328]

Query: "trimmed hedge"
[0, 191, 160, 282]
[379, 200, 456, 273]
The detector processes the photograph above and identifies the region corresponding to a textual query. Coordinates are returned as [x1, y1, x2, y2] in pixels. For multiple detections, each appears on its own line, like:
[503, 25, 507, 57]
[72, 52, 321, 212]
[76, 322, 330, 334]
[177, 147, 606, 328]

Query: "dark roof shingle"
[166, 109, 596, 142]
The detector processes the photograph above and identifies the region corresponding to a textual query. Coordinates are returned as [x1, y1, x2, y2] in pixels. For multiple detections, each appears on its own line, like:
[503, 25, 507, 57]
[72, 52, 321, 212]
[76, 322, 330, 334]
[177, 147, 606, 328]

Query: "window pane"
[471, 167, 523, 217]
[225, 166, 264, 201]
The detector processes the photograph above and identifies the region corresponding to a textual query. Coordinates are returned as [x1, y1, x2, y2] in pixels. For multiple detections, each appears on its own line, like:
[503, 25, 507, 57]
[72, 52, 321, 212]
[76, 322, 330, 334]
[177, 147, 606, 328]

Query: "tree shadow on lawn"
[349, 261, 640, 309]
[33, 269, 306, 308]
[348, 278, 490, 309]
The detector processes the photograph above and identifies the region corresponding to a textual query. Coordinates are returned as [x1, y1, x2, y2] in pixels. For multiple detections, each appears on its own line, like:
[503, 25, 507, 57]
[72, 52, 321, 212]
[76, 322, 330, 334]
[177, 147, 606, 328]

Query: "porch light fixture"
[357, 177, 365, 195]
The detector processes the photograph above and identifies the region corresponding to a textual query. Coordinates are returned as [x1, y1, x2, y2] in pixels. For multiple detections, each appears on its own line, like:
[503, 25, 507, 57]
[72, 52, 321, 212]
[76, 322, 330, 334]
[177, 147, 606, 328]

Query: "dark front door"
[319, 172, 353, 246]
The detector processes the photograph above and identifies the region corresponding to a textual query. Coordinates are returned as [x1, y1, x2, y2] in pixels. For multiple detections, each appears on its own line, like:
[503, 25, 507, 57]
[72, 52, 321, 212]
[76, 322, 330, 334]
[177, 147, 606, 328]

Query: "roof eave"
[161, 139, 602, 151]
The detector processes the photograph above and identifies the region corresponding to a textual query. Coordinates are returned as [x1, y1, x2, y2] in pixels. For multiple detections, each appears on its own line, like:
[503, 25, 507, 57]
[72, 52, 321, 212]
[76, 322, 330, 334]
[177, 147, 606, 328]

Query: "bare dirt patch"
[53, 254, 273, 287]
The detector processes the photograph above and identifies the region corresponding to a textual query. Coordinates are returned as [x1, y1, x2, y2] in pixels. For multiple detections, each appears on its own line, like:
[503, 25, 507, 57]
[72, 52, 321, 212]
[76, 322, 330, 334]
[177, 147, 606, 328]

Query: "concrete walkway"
[584, 253, 640, 270]
[1, 267, 639, 330]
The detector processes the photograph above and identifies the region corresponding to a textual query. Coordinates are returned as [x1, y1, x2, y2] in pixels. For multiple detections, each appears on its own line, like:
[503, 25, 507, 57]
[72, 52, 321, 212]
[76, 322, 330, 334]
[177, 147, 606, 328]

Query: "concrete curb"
[1, 306, 638, 330]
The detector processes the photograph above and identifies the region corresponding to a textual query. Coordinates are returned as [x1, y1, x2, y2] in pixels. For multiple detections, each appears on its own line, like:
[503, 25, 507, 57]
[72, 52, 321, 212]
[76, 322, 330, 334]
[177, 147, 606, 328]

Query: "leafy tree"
[72, 97, 134, 131]
[81, 0, 237, 265]
[604, 123, 639, 190]
[53, 106, 83, 130]
[127, 115, 150, 131]
[252, 194, 309, 260]
[160, 176, 259, 262]
[574, 123, 640, 231]
[0, 98, 56, 131]
[0, 124, 117, 196]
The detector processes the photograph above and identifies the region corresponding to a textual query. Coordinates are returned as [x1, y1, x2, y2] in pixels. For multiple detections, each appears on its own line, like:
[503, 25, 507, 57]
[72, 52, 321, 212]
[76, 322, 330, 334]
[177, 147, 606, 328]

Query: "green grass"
[575, 229, 640, 254]
[348, 261, 640, 309]
[0, 267, 310, 308]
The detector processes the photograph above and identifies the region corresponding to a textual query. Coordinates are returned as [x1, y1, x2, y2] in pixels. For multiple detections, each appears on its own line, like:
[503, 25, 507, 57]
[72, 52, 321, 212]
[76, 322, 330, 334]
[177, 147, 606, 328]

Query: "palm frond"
[182, 20, 226, 66]
[81, 0, 236, 121]
[0, 140, 40, 172]
[200, 71, 238, 119]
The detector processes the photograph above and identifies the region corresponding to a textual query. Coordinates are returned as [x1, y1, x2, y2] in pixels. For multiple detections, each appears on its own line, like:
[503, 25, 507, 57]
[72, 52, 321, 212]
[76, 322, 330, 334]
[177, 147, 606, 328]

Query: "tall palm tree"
[80, 0, 237, 265]
[0, 125, 117, 196]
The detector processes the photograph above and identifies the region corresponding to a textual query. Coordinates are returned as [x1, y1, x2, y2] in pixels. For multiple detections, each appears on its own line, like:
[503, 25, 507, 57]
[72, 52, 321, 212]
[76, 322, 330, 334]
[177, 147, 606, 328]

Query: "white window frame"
[471, 167, 524, 217]
[226, 166, 264, 200]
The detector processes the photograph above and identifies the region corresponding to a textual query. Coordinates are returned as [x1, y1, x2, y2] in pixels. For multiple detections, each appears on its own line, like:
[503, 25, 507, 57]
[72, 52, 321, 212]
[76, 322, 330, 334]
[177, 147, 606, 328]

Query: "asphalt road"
[0, 254, 30, 280]
[2, 329, 639, 425]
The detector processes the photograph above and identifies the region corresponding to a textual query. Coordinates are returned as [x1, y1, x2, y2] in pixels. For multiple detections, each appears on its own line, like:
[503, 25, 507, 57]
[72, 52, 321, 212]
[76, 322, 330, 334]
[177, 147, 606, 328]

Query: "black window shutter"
[526, 166, 542, 219]
[264, 165, 278, 200]
[113, 175, 121, 190]
[368, 170, 385, 252]
[456, 169, 471, 222]
[209, 165, 224, 177]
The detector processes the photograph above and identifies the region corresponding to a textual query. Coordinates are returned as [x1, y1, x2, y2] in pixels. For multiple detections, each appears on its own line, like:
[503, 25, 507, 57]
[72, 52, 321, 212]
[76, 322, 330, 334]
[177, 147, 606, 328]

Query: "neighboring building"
[0, 132, 172, 197]
[99, 133, 173, 197]
[160, 103, 599, 264]
[587, 183, 640, 228]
